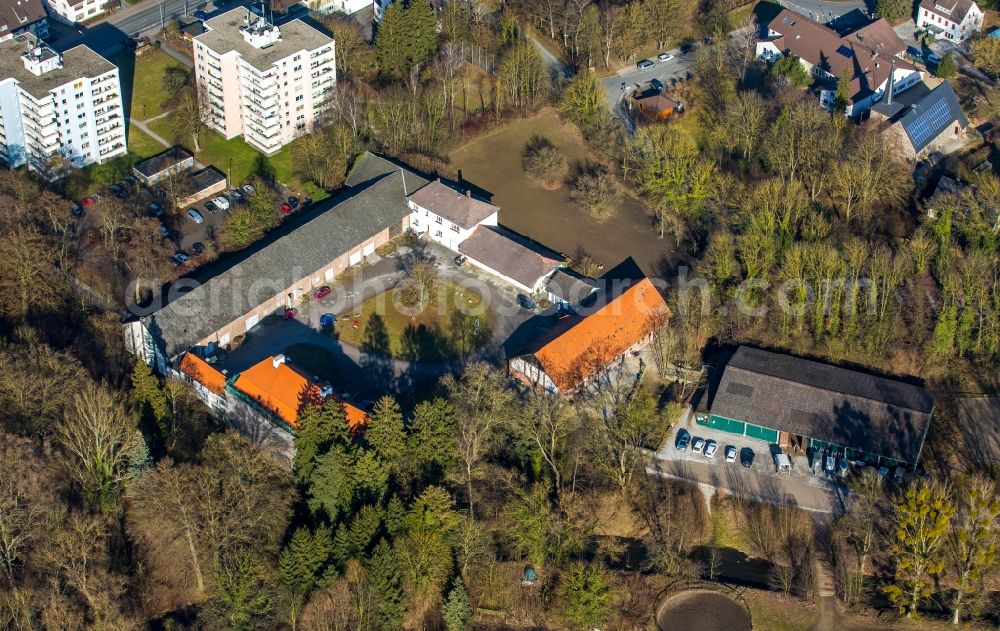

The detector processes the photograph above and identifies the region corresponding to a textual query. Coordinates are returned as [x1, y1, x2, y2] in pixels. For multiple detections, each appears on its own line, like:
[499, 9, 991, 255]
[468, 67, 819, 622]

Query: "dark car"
[125, 175, 138, 187]
[109, 184, 125, 198]
[739, 447, 754, 468]
[192, 241, 205, 254]
[650, 78, 665, 93]
[454, 255, 466, 266]
[229, 189, 244, 203]
[280, 203, 292, 214]
[313, 285, 331, 300]
[637, 59, 654, 69]
[288, 196, 299, 209]
[194, 9, 210, 20]
[675, 429, 691, 452]
[516, 294, 536, 311]
[301, 197, 313, 208]
[283, 308, 298, 320]
[71, 203, 83, 217]
[148, 203, 163, 217]
[205, 200, 219, 213]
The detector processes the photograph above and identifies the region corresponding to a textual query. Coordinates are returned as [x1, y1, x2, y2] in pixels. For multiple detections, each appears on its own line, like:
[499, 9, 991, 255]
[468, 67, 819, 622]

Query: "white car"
[657, 52, 674, 62]
[704, 440, 718, 459]
[725, 445, 737, 463]
[692, 437, 706, 454]
[186, 208, 204, 223]
[211, 196, 231, 211]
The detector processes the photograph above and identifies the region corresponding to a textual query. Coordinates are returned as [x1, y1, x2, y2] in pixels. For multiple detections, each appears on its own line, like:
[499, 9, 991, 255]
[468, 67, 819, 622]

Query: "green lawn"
[128, 124, 167, 158]
[149, 111, 299, 187]
[332, 281, 491, 361]
[129, 50, 189, 120]
[743, 589, 819, 631]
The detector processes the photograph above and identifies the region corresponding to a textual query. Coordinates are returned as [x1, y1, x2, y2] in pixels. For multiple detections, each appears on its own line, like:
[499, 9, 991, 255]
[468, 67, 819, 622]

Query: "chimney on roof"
[466, 190, 471, 197]
[272, 354, 286, 368]
[436, 176, 441, 182]
[885, 58, 896, 106]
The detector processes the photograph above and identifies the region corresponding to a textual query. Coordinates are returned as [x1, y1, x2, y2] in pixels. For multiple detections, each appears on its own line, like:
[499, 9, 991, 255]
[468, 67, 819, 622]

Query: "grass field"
[128, 50, 189, 120]
[148, 112, 297, 187]
[449, 108, 678, 277]
[333, 281, 491, 361]
[743, 589, 819, 631]
[127, 124, 166, 158]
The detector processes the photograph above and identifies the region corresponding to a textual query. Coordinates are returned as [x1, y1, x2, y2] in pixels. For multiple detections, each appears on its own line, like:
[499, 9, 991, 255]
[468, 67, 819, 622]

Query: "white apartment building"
[918, 0, 982, 42]
[299, 0, 391, 19]
[44, 0, 107, 25]
[193, 9, 336, 156]
[0, 33, 125, 177]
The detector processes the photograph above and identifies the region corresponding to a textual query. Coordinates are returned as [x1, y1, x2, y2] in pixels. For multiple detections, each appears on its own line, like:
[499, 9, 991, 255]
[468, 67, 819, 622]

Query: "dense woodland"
[5, 0, 1000, 629]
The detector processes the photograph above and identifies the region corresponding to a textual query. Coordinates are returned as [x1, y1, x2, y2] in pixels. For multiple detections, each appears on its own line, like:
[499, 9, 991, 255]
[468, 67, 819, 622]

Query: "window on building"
[435, 216, 442, 224]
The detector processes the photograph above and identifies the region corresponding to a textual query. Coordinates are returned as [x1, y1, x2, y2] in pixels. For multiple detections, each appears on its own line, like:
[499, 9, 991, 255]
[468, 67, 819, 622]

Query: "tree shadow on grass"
[361, 314, 394, 391]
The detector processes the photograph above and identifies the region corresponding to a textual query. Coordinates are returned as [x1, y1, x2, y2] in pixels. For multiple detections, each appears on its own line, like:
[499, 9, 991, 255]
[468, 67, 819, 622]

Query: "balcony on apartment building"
[93, 93, 119, 107]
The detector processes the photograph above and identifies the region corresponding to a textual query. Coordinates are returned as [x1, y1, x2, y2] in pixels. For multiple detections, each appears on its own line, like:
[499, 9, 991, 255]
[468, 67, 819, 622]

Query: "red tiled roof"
[179, 353, 226, 395]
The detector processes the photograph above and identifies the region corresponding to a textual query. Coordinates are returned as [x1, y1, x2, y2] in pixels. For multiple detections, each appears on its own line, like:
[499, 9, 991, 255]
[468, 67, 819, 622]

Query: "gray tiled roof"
[899, 81, 968, 154]
[146, 153, 427, 356]
[0, 0, 45, 35]
[406, 180, 499, 230]
[545, 268, 597, 304]
[708, 346, 934, 463]
[459, 225, 561, 290]
[197, 8, 333, 71]
[0, 34, 116, 99]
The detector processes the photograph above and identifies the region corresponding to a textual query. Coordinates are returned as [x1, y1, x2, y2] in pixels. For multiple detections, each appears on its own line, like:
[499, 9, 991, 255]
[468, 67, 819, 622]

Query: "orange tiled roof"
[232, 356, 367, 431]
[530, 278, 670, 391]
[178, 353, 227, 395]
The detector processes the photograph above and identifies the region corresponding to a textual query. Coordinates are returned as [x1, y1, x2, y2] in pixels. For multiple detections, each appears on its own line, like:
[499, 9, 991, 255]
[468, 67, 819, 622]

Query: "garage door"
[744, 423, 779, 443]
[698, 415, 745, 435]
[349, 251, 362, 265]
[363, 243, 375, 256]
[245, 314, 259, 330]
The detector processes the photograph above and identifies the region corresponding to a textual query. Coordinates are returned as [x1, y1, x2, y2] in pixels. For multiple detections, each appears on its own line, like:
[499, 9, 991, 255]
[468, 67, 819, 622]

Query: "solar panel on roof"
[727, 382, 754, 397]
[907, 96, 952, 148]
[836, 45, 854, 57]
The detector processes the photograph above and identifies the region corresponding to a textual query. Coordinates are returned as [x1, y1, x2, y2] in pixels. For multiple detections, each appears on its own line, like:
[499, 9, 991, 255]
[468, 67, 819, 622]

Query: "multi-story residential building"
[44, 0, 107, 24]
[0, 33, 125, 177]
[918, 0, 982, 42]
[0, 0, 48, 42]
[193, 8, 336, 155]
[757, 9, 923, 117]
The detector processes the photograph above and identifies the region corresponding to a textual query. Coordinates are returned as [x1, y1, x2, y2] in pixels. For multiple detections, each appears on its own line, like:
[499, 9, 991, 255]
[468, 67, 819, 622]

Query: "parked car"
[650, 78, 665, 93]
[242, 183, 256, 195]
[173, 251, 189, 264]
[516, 293, 536, 311]
[739, 447, 754, 468]
[229, 189, 243, 203]
[125, 175, 138, 187]
[704, 440, 718, 459]
[158, 224, 170, 237]
[194, 9, 210, 20]
[927, 52, 942, 64]
[109, 183, 125, 198]
[877, 466, 890, 480]
[192, 241, 205, 254]
[148, 203, 163, 217]
[691, 437, 706, 454]
[282, 307, 298, 320]
[838, 457, 850, 478]
[288, 196, 299, 209]
[301, 197, 313, 209]
[313, 285, 331, 300]
[675, 429, 690, 451]
[725, 445, 737, 463]
[319, 313, 336, 327]
[636, 59, 654, 69]
[186, 208, 205, 223]
[280, 203, 292, 214]
[82, 196, 96, 207]
[205, 200, 219, 213]
[71, 203, 83, 217]
[454, 255, 467, 267]
[657, 52, 674, 62]
[211, 196, 230, 211]
[824, 453, 836, 476]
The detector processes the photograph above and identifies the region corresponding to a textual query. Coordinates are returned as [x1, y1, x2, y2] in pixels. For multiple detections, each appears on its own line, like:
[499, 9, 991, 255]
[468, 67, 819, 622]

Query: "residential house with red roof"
[756, 9, 922, 116]
[510, 267, 670, 394]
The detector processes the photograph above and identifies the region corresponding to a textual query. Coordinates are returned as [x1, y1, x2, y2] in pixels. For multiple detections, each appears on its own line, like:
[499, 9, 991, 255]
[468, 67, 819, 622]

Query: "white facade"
[407, 199, 497, 251]
[194, 10, 336, 155]
[919, 1, 982, 42]
[44, 0, 107, 24]
[0, 37, 125, 177]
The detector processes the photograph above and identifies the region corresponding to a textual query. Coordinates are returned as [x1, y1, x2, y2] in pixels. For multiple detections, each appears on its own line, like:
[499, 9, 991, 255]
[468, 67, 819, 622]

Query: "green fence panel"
[744, 423, 778, 443]
[701, 415, 746, 435]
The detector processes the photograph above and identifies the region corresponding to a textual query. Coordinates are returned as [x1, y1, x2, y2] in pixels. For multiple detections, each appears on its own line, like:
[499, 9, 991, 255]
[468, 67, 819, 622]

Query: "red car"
[313, 286, 331, 300]
[82, 196, 96, 207]
[280, 203, 292, 214]
[282, 308, 298, 320]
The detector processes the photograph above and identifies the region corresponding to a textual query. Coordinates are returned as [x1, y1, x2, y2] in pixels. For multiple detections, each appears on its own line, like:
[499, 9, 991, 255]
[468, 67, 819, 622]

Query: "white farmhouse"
[918, 0, 982, 42]
[406, 178, 499, 251]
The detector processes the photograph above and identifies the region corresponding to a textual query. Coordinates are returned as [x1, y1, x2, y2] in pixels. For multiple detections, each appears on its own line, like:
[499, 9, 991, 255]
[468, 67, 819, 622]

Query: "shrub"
[936, 52, 957, 79]
[521, 135, 567, 187]
[770, 55, 811, 88]
[568, 163, 618, 220]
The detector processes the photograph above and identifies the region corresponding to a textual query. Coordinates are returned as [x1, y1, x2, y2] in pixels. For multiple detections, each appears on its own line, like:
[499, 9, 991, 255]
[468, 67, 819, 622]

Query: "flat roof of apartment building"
[0, 33, 116, 99]
[197, 8, 333, 70]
